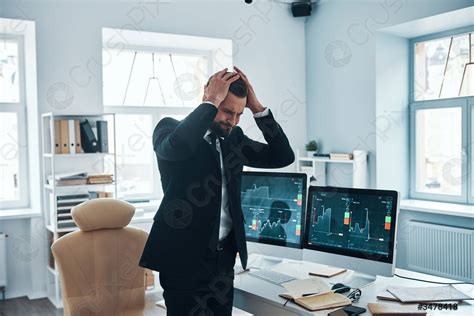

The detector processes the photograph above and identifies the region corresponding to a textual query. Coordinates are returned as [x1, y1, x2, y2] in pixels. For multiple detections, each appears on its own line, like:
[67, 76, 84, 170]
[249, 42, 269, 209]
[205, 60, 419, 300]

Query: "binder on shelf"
[60, 120, 69, 154]
[80, 119, 99, 153]
[97, 120, 108, 153]
[74, 120, 82, 153]
[54, 120, 61, 154]
[68, 120, 75, 154]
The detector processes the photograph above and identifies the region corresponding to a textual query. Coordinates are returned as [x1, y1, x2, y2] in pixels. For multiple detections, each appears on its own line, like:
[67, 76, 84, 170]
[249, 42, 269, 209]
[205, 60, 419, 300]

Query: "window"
[0, 37, 29, 209]
[114, 113, 157, 198]
[0, 39, 20, 103]
[415, 107, 462, 196]
[103, 49, 209, 107]
[102, 28, 232, 200]
[414, 32, 473, 101]
[411, 28, 474, 203]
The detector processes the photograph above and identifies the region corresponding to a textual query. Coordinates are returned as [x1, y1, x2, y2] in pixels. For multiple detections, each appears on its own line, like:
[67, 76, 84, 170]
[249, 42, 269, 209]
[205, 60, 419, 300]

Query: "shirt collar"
[204, 129, 224, 145]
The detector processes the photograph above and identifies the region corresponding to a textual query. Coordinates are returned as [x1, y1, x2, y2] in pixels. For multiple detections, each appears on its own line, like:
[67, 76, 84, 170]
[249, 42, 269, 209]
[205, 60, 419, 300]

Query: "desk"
[233, 254, 474, 315]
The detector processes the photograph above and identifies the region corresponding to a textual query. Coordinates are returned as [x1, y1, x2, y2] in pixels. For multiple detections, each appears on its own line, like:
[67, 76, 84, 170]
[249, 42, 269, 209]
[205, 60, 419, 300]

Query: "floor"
[0, 291, 167, 316]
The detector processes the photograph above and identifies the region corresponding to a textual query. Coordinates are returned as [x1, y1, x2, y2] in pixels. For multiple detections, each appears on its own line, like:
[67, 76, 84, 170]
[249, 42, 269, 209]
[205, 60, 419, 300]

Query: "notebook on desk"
[368, 303, 427, 315]
[279, 278, 351, 311]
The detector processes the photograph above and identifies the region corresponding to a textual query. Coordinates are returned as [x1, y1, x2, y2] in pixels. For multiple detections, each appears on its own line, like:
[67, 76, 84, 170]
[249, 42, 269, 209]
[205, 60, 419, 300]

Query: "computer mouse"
[331, 283, 351, 294]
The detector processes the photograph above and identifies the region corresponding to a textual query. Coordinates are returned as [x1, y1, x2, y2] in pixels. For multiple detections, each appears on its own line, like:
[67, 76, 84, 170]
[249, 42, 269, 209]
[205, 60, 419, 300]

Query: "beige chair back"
[52, 198, 149, 316]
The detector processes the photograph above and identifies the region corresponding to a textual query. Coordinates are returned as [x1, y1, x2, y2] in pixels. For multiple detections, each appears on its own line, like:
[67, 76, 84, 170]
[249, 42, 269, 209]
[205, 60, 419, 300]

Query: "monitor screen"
[304, 186, 398, 263]
[241, 172, 307, 249]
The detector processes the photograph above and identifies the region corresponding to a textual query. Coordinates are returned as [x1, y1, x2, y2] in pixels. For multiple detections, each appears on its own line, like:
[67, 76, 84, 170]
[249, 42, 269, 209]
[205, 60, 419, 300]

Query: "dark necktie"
[209, 132, 217, 148]
[208, 132, 220, 164]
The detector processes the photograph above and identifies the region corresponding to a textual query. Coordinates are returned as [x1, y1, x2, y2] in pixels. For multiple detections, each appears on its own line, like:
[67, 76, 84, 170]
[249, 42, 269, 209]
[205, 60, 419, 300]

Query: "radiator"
[0, 233, 6, 287]
[407, 221, 473, 282]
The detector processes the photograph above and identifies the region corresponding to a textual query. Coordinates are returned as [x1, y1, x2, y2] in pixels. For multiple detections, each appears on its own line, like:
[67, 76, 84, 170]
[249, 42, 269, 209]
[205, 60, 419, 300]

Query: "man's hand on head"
[202, 68, 240, 107]
[233, 66, 265, 114]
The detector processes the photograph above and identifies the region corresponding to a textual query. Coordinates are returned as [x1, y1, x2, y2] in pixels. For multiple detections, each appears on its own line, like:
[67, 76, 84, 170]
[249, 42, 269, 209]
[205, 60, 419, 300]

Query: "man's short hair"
[206, 72, 248, 98]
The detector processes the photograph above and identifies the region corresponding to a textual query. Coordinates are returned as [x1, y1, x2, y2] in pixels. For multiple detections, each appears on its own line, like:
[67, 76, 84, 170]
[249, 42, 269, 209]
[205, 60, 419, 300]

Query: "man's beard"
[210, 121, 233, 137]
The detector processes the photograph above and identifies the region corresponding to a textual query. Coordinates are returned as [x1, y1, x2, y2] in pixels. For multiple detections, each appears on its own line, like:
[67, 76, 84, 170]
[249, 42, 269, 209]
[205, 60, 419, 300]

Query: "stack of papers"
[386, 285, 472, 303]
[48, 172, 88, 186]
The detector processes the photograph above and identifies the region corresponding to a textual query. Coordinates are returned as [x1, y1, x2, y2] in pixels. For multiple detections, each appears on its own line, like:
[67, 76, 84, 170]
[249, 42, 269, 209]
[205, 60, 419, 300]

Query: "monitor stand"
[336, 270, 377, 289]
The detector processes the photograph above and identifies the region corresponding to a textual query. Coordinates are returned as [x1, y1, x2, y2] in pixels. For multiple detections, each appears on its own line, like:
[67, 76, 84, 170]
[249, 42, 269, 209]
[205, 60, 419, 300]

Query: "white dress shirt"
[203, 102, 269, 240]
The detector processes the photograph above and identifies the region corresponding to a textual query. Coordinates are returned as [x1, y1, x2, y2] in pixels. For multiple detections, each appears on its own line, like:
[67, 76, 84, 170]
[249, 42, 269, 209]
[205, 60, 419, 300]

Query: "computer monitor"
[241, 172, 307, 255]
[303, 186, 399, 288]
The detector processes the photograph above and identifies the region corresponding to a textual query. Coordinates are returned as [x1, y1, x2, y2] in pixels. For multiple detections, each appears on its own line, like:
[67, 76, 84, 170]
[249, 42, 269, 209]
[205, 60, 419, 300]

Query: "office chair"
[51, 198, 149, 316]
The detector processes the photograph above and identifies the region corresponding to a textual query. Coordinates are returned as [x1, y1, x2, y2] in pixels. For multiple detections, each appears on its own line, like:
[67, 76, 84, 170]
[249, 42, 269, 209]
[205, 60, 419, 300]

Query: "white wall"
[1, 0, 307, 299]
[305, 0, 473, 188]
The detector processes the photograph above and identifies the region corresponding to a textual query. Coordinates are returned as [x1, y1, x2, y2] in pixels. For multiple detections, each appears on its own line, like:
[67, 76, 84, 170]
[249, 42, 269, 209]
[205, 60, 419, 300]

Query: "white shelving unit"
[296, 149, 369, 188]
[41, 112, 117, 308]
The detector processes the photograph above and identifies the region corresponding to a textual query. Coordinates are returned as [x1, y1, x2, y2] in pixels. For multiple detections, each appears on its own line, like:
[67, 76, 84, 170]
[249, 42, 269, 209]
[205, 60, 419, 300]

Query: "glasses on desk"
[347, 288, 362, 302]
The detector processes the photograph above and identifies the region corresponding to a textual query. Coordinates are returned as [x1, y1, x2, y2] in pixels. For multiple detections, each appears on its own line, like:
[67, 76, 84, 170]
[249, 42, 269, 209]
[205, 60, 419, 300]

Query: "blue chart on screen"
[307, 190, 394, 257]
[241, 172, 306, 248]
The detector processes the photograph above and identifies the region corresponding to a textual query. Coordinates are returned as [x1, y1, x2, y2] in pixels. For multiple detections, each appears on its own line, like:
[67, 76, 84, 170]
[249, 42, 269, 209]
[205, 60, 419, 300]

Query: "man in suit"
[139, 66, 294, 315]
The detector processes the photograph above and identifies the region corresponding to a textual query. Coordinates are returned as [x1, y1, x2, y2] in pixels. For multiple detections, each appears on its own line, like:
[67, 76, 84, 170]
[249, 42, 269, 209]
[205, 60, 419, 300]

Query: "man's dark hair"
[206, 72, 248, 98]
[229, 76, 248, 98]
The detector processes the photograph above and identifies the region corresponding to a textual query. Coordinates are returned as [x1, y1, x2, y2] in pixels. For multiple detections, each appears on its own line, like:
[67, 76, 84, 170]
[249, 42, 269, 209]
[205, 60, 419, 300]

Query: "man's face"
[210, 92, 246, 137]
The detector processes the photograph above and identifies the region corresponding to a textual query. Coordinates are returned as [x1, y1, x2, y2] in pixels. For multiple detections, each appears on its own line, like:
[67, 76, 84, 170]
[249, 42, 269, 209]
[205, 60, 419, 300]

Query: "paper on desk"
[271, 261, 343, 279]
[377, 289, 467, 303]
[280, 277, 331, 299]
[387, 285, 472, 303]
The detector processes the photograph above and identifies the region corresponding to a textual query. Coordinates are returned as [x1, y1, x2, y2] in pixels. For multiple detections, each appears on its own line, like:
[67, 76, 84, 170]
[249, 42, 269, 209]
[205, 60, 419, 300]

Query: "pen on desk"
[301, 292, 318, 297]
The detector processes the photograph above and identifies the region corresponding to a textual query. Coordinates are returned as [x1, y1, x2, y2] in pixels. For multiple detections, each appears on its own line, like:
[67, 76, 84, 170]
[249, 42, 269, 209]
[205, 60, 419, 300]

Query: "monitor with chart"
[241, 172, 307, 249]
[303, 186, 399, 283]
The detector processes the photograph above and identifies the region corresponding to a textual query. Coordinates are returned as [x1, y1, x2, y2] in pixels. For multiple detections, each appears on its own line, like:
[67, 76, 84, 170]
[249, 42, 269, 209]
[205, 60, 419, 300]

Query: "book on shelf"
[312, 153, 330, 158]
[48, 178, 88, 186]
[87, 174, 114, 184]
[47, 171, 88, 186]
[330, 153, 353, 160]
[49, 171, 88, 180]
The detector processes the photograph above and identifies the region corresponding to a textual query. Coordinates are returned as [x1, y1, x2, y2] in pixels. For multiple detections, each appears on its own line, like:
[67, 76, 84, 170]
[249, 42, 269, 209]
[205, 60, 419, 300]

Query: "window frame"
[0, 34, 30, 209]
[103, 46, 215, 201]
[102, 28, 232, 201]
[409, 25, 474, 204]
[102, 44, 213, 107]
[104, 105, 195, 201]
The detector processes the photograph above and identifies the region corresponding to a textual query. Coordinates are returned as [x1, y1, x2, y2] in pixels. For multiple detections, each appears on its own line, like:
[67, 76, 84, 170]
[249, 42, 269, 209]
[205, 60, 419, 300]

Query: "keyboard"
[248, 269, 296, 285]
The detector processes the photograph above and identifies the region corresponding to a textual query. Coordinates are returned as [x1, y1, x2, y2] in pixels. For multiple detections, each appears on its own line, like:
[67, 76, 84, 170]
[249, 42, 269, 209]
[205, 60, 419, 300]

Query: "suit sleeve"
[238, 109, 295, 168]
[153, 103, 217, 161]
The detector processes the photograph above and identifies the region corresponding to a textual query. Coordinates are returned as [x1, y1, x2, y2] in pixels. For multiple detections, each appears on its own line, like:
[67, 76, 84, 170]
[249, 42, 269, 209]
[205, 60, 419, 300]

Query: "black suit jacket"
[139, 103, 294, 275]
